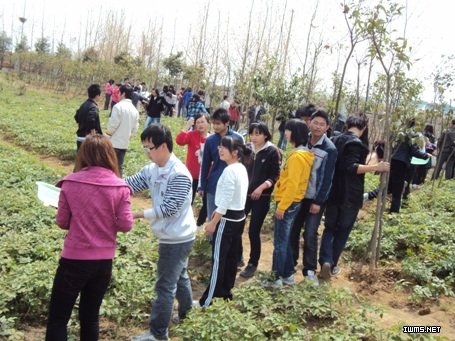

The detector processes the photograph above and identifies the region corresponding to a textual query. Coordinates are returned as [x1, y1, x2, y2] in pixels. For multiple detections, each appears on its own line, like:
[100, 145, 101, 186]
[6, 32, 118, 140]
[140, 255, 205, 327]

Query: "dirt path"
[4, 135, 455, 339]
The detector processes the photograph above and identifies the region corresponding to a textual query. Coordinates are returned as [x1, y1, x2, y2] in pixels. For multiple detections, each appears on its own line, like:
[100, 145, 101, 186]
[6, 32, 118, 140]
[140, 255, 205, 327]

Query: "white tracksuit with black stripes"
[199, 162, 248, 307]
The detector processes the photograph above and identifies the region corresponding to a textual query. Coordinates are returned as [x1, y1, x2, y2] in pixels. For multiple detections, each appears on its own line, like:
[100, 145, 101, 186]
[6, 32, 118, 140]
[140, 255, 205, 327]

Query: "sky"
[1, 0, 454, 102]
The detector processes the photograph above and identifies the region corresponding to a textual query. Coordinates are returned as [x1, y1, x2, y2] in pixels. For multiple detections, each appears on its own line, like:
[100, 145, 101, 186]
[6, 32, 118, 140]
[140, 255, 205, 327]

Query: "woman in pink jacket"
[46, 134, 133, 341]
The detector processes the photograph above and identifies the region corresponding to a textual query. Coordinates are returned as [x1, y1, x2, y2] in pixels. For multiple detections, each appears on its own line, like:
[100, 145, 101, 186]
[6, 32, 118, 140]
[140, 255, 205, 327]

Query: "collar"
[308, 134, 326, 149]
[157, 153, 177, 175]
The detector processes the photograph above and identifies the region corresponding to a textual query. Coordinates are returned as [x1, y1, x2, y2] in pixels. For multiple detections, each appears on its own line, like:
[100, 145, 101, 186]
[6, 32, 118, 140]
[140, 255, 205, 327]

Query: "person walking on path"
[74, 84, 103, 151]
[432, 119, 455, 180]
[128, 125, 196, 341]
[106, 85, 139, 176]
[318, 113, 389, 281]
[45, 134, 133, 341]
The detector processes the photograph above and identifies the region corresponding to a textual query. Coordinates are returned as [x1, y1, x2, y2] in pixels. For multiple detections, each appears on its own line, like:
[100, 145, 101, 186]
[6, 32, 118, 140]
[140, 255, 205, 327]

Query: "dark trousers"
[114, 148, 127, 177]
[290, 199, 325, 275]
[46, 258, 112, 341]
[433, 150, 455, 180]
[192, 179, 207, 226]
[199, 217, 245, 307]
[388, 159, 407, 213]
[319, 203, 359, 267]
[240, 196, 271, 267]
[104, 94, 111, 110]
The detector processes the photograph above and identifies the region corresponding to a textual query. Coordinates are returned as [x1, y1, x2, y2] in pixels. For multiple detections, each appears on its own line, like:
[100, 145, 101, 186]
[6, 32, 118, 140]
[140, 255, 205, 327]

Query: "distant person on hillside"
[220, 95, 230, 110]
[127, 125, 196, 341]
[186, 94, 208, 120]
[247, 101, 266, 126]
[74, 84, 103, 151]
[228, 101, 240, 131]
[164, 91, 178, 117]
[433, 119, 455, 180]
[295, 103, 317, 126]
[104, 79, 114, 110]
[106, 85, 140, 176]
[145, 89, 165, 126]
[110, 83, 120, 115]
[45, 134, 133, 341]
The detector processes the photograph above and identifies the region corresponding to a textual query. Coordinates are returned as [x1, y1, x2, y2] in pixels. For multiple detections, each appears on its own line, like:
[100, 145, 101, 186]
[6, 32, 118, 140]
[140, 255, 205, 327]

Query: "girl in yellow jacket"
[268, 119, 314, 287]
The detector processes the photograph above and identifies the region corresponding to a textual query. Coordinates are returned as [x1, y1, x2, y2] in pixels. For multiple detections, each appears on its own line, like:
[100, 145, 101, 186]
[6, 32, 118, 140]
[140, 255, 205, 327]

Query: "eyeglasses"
[143, 145, 157, 153]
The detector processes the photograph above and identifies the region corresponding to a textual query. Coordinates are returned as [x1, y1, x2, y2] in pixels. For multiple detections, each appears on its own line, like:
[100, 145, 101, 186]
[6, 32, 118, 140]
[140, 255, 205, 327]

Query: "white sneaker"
[262, 278, 283, 288]
[192, 300, 201, 308]
[281, 274, 295, 286]
[305, 270, 319, 285]
[131, 331, 166, 341]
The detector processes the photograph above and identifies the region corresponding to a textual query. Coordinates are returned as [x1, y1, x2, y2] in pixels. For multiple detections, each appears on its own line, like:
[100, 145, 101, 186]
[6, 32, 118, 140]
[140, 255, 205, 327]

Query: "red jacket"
[176, 130, 208, 180]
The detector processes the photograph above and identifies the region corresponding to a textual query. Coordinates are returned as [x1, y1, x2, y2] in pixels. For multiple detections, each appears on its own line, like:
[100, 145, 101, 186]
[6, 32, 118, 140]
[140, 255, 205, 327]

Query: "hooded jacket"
[328, 132, 369, 209]
[56, 166, 133, 260]
[75, 98, 102, 137]
[245, 141, 281, 196]
[274, 147, 314, 212]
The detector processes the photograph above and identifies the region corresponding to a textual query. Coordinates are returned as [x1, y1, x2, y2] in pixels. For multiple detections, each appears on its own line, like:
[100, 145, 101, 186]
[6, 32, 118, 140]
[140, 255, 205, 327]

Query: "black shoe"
[239, 264, 257, 278]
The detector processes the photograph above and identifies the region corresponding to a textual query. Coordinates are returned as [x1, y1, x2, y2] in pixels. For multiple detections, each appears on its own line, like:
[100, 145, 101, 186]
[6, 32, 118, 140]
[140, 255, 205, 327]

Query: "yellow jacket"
[274, 148, 314, 212]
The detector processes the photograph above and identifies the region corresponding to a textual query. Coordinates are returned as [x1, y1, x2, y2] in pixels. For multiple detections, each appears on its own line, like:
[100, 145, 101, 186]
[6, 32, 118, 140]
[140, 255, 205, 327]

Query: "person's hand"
[205, 220, 216, 236]
[275, 210, 284, 220]
[185, 117, 195, 131]
[250, 187, 264, 200]
[197, 190, 204, 197]
[132, 211, 144, 219]
[309, 204, 321, 214]
[376, 161, 390, 173]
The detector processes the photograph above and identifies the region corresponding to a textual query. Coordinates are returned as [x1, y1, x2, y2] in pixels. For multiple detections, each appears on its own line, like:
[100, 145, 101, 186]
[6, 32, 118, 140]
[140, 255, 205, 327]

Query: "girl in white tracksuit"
[198, 136, 249, 307]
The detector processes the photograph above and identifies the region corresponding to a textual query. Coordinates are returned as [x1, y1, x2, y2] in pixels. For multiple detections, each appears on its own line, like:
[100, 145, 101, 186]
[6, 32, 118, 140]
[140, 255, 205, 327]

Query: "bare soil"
[4, 135, 454, 340]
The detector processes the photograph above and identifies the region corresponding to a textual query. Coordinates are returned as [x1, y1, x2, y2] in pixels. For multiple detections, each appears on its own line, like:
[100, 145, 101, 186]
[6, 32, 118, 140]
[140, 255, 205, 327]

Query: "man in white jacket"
[106, 84, 139, 176]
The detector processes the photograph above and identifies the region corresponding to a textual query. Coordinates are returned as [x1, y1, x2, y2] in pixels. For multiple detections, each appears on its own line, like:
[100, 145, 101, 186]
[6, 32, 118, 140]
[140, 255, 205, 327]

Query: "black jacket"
[146, 96, 165, 118]
[74, 99, 102, 137]
[245, 142, 281, 196]
[391, 135, 428, 166]
[328, 132, 369, 209]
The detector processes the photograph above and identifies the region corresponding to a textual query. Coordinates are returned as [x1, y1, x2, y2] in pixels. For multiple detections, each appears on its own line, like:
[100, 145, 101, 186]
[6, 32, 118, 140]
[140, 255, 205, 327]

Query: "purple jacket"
[56, 166, 133, 260]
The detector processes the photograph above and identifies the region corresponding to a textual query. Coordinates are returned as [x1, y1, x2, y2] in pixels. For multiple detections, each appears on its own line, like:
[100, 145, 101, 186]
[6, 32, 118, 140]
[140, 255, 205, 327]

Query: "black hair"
[194, 112, 210, 124]
[451, 119, 455, 125]
[87, 84, 101, 99]
[248, 121, 272, 141]
[119, 84, 133, 100]
[285, 119, 309, 147]
[192, 94, 201, 102]
[310, 109, 330, 125]
[219, 136, 250, 163]
[223, 95, 228, 100]
[373, 140, 385, 159]
[424, 124, 434, 135]
[109, 79, 115, 85]
[141, 124, 173, 152]
[295, 103, 317, 119]
[211, 108, 230, 124]
[346, 113, 369, 144]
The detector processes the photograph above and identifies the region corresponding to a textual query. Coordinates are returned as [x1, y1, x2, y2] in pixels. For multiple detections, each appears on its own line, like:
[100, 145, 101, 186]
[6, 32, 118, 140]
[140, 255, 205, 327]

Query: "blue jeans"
[277, 132, 287, 150]
[145, 116, 160, 128]
[149, 240, 194, 339]
[290, 199, 325, 275]
[319, 203, 359, 267]
[206, 192, 216, 222]
[272, 202, 301, 278]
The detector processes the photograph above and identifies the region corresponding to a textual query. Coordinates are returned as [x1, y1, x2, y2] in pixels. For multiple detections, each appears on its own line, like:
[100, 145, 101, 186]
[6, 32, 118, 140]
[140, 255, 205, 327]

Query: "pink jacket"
[105, 82, 112, 95]
[56, 166, 133, 260]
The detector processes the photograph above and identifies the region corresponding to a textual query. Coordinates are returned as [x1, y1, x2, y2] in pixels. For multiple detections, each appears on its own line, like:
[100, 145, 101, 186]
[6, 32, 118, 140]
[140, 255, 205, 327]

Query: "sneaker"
[192, 300, 201, 308]
[239, 264, 257, 278]
[319, 262, 332, 281]
[132, 331, 167, 341]
[262, 278, 283, 288]
[305, 270, 319, 285]
[363, 193, 369, 202]
[331, 266, 341, 277]
[281, 274, 295, 286]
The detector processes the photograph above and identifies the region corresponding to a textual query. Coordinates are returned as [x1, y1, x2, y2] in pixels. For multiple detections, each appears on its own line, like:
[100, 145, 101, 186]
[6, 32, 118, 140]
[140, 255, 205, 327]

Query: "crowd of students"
[49, 82, 455, 340]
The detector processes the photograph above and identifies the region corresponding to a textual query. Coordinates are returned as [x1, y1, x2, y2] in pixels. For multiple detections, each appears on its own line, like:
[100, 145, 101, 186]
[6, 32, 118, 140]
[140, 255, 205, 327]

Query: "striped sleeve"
[145, 174, 191, 220]
[124, 168, 150, 193]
